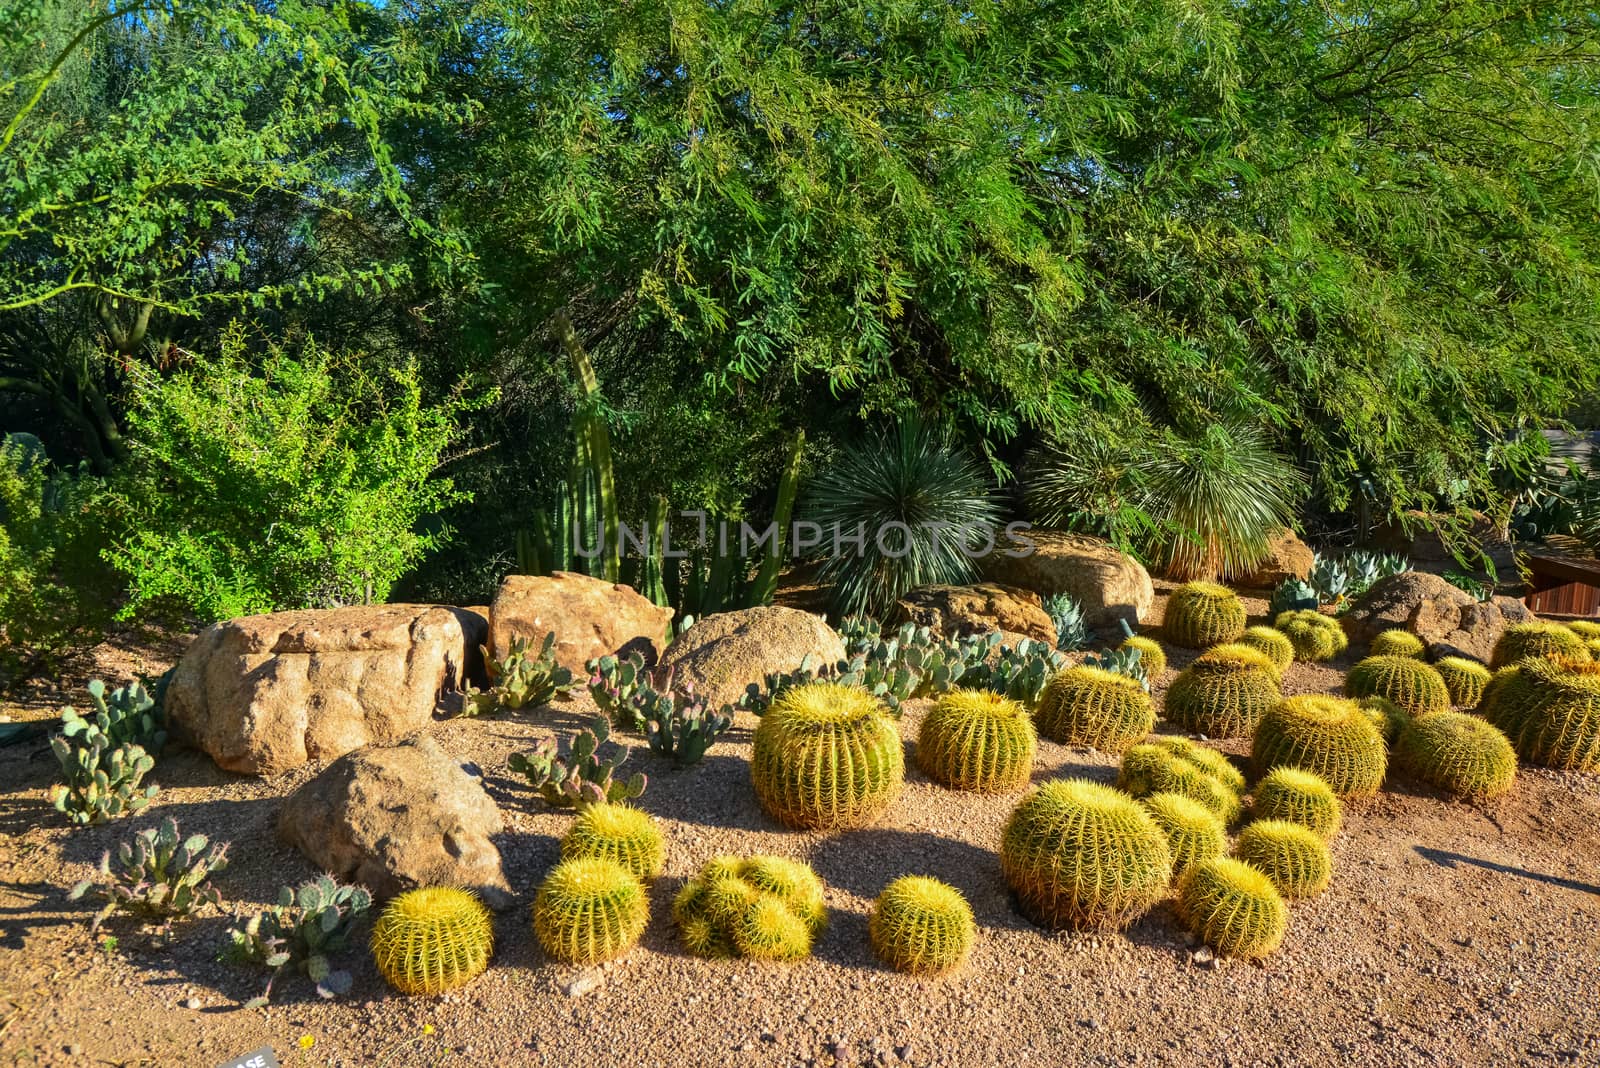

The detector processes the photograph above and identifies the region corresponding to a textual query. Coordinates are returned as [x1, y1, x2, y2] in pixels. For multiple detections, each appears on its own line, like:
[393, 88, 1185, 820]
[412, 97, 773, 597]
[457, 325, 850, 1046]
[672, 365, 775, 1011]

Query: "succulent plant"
[1272, 609, 1349, 662]
[1567, 620, 1600, 641]
[49, 730, 158, 825]
[1163, 582, 1247, 649]
[1176, 857, 1288, 959]
[508, 713, 647, 810]
[635, 674, 733, 766]
[1394, 711, 1518, 799]
[1251, 767, 1342, 838]
[1308, 553, 1351, 606]
[1120, 634, 1168, 678]
[1369, 629, 1425, 659]
[587, 651, 653, 730]
[1252, 695, 1388, 797]
[1269, 576, 1320, 617]
[1162, 643, 1281, 739]
[673, 855, 825, 960]
[916, 688, 1037, 793]
[1043, 593, 1092, 651]
[225, 874, 373, 1006]
[1140, 792, 1228, 878]
[750, 682, 903, 829]
[1147, 735, 1248, 793]
[1238, 626, 1295, 673]
[733, 896, 814, 961]
[1345, 655, 1452, 717]
[1435, 656, 1493, 709]
[1118, 742, 1242, 824]
[1355, 695, 1410, 745]
[1034, 666, 1155, 753]
[370, 887, 494, 995]
[533, 858, 650, 964]
[736, 653, 831, 717]
[869, 875, 976, 976]
[560, 802, 665, 881]
[465, 633, 575, 715]
[1233, 820, 1332, 899]
[60, 679, 166, 755]
[1490, 622, 1591, 669]
[1080, 643, 1151, 690]
[1481, 657, 1600, 771]
[69, 817, 229, 931]
[963, 638, 1069, 710]
[1000, 779, 1173, 930]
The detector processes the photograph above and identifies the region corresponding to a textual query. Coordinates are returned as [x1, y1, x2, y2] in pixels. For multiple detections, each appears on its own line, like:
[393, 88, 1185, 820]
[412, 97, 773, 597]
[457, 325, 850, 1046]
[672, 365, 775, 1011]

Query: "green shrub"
[533, 858, 650, 964]
[1163, 582, 1247, 648]
[1394, 712, 1517, 799]
[1176, 857, 1287, 959]
[1251, 767, 1342, 838]
[869, 876, 976, 976]
[1034, 666, 1155, 753]
[1481, 657, 1600, 771]
[370, 887, 494, 995]
[1435, 657, 1493, 709]
[1234, 820, 1332, 899]
[916, 688, 1036, 792]
[751, 681, 903, 828]
[1252, 695, 1387, 797]
[1490, 622, 1591, 669]
[1344, 655, 1452, 717]
[1162, 643, 1280, 739]
[1273, 610, 1349, 662]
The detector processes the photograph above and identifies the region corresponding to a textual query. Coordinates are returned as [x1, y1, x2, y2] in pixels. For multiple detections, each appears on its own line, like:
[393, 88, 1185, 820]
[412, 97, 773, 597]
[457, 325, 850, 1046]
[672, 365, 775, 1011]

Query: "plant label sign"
[216, 1047, 280, 1068]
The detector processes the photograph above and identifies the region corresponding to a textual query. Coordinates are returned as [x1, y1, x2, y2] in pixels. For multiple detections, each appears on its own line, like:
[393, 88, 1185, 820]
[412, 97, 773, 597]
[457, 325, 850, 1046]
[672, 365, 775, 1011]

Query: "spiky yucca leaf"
[917, 688, 1036, 792]
[869, 876, 976, 976]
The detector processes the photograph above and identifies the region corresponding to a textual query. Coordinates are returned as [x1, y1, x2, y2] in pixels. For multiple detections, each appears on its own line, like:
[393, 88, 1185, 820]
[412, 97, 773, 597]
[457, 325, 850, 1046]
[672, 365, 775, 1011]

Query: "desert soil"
[2, 584, 1599, 1068]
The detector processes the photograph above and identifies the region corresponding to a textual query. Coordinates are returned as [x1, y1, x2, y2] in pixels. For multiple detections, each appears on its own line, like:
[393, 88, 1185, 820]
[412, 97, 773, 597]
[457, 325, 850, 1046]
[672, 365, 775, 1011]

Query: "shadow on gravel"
[807, 827, 1029, 926]
[1415, 846, 1600, 896]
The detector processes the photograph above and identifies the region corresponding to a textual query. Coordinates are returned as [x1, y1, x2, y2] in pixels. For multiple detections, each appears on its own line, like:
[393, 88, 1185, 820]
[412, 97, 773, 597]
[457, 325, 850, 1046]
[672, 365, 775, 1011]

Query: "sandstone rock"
[1239, 529, 1315, 588]
[277, 735, 512, 908]
[981, 530, 1154, 631]
[488, 571, 673, 675]
[657, 606, 846, 709]
[167, 604, 484, 776]
[891, 583, 1056, 645]
[1342, 572, 1533, 662]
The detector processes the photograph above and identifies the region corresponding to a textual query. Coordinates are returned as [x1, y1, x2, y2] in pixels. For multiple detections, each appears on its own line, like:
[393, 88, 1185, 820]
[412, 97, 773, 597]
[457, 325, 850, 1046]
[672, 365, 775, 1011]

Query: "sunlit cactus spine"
[1162, 643, 1281, 739]
[1251, 767, 1342, 838]
[1252, 695, 1387, 797]
[1034, 666, 1155, 753]
[1568, 620, 1600, 641]
[740, 855, 828, 936]
[1163, 582, 1247, 649]
[1273, 610, 1349, 663]
[868, 875, 976, 976]
[1233, 820, 1332, 899]
[1176, 857, 1287, 959]
[1481, 658, 1600, 771]
[916, 688, 1037, 792]
[1394, 711, 1518, 799]
[733, 896, 814, 961]
[1239, 626, 1295, 673]
[1356, 696, 1410, 745]
[673, 855, 824, 960]
[1148, 735, 1247, 793]
[1369, 629, 1425, 659]
[1435, 656, 1493, 709]
[1490, 622, 1591, 669]
[533, 858, 649, 964]
[370, 887, 494, 995]
[1000, 779, 1173, 930]
[1345, 655, 1451, 717]
[1140, 792, 1227, 878]
[1121, 635, 1168, 678]
[750, 681, 904, 829]
[560, 803, 664, 881]
[1118, 742, 1242, 824]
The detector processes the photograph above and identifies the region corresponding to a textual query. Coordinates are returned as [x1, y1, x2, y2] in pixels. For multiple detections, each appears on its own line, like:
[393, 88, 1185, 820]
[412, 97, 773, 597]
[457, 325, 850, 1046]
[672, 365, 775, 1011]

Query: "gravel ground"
[2, 586, 1599, 1067]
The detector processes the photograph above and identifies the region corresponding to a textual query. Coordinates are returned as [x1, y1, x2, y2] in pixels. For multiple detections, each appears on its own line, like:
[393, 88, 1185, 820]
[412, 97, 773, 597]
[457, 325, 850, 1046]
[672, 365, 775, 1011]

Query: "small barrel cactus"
[1140, 792, 1227, 878]
[868, 875, 976, 976]
[1490, 621, 1591, 669]
[1251, 767, 1342, 838]
[1481, 657, 1600, 771]
[1345, 655, 1451, 717]
[673, 855, 826, 960]
[1238, 626, 1295, 673]
[1034, 666, 1155, 753]
[1435, 656, 1493, 709]
[1369, 629, 1425, 659]
[370, 887, 494, 995]
[1163, 582, 1247, 649]
[1000, 779, 1173, 930]
[1355, 696, 1410, 745]
[1177, 857, 1288, 959]
[560, 803, 664, 881]
[1234, 820, 1332, 899]
[1148, 735, 1247, 793]
[1252, 695, 1387, 797]
[750, 682, 904, 829]
[533, 858, 650, 964]
[1118, 741, 1242, 824]
[1394, 711, 1517, 799]
[1120, 635, 1168, 678]
[1273, 610, 1349, 663]
[916, 688, 1037, 793]
[1162, 643, 1281, 739]
[1568, 620, 1600, 641]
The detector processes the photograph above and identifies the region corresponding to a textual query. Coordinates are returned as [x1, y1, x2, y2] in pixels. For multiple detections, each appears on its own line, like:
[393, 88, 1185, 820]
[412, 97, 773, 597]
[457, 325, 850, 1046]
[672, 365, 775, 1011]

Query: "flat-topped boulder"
[658, 606, 846, 709]
[166, 604, 483, 776]
[892, 582, 1057, 645]
[981, 530, 1153, 632]
[488, 571, 673, 674]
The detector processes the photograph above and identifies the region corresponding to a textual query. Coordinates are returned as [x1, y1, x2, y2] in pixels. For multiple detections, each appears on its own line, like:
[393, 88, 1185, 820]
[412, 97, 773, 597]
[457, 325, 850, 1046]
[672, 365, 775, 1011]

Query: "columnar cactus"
[533, 858, 650, 964]
[1435, 656, 1493, 709]
[868, 876, 976, 976]
[560, 803, 665, 881]
[1490, 622, 1591, 669]
[1163, 582, 1248, 649]
[916, 689, 1037, 793]
[1394, 711, 1518, 799]
[750, 682, 904, 829]
[1238, 626, 1295, 673]
[1140, 792, 1227, 878]
[370, 887, 494, 995]
[1273, 610, 1349, 662]
[1176, 857, 1288, 959]
[1233, 820, 1332, 899]
[1000, 779, 1173, 930]
[1369, 629, 1425, 659]
[1482, 658, 1600, 771]
[1345, 655, 1452, 717]
[1118, 742, 1242, 823]
[1162, 644, 1281, 738]
[1252, 695, 1388, 797]
[1034, 666, 1155, 753]
[1355, 696, 1409, 745]
[673, 855, 826, 960]
[1251, 767, 1342, 838]
[1121, 635, 1168, 678]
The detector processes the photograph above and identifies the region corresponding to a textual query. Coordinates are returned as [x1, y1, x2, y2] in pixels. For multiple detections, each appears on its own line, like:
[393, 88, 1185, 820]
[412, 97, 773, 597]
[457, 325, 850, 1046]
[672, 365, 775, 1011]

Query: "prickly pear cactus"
[1233, 820, 1332, 899]
[69, 817, 229, 930]
[1394, 711, 1517, 799]
[1344, 655, 1451, 717]
[1034, 666, 1155, 753]
[869, 876, 975, 976]
[750, 682, 903, 830]
[60, 679, 166, 755]
[636, 675, 732, 766]
[508, 714, 647, 810]
[1163, 582, 1247, 649]
[587, 651, 651, 730]
[533, 858, 649, 965]
[1252, 695, 1387, 797]
[1176, 857, 1287, 959]
[370, 887, 494, 995]
[560, 802, 664, 880]
[963, 638, 1068, 711]
[1162, 643, 1281, 739]
[226, 874, 372, 1006]
[1250, 767, 1342, 838]
[50, 731, 158, 825]
[465, 633, 574, 715]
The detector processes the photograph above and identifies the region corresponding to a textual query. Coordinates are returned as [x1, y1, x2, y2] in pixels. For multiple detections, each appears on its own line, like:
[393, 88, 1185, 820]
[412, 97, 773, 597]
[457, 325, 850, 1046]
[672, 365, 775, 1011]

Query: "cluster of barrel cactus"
[1238, 626, 1295, 673]
[370, 887, 495, 995]
[869, 876, 976, 976]
[466, 633, 575, 715]
[1435, 656, 1493, 709]
[561, 803, 665, 881]
[673, 855, 827, 960]
[1163, 582, 1247, 649]
[1117, 738, 1244, 824]
[534, 858, 650, 964]
[1393, 712, 1517, 799]
[1481, 657, 1600, 772]
[1273, 610, 1349, 662]
[226, 875, 373, 1006]
[509, 714, 648, 810]
[1490, 622, 1591, 669]
[1251, 767, 1342, 838]
[1162, 643, 1281, 738]
[1034, 666, 1155, 753]
[1234, 821, 1332, 899]
[750, 682, 903, 829]
[1252, 695, 1387, 797]
[1140, 792, 1228, 877]
[69, 817, 230, 932]
[1344, 655, 1452, 717]
[916, 689, 1037, 793]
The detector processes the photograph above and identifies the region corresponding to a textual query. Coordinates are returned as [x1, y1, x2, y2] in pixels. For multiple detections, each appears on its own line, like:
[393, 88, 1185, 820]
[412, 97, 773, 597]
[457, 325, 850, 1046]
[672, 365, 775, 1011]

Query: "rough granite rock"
[1341, 572, 1533, 663]
[166, 604, 484, 776]
[277, 735, 512, 908]
[980, 530, 1154, 631]
[891, 583, 1057, 645]
[1239, 528, 1316, 588]
[657, 606, 846, 709]
[488, 571, 673, 674]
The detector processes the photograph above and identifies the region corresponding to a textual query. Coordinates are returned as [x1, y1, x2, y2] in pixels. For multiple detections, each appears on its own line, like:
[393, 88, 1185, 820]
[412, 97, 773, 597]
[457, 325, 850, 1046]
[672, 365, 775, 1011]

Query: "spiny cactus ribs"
[1490, 622, 1591, 669]
[1251, 767, 1342, 838]
[750, 681, 904, 829]
[869, 875, 976, 976]
[1252, 695, 1387, 797]
[1482, 658, 1600, 771]
[370, 887, 494, 995]
[1435, 656, 1493, 709]
[1118, 739, 1243, 824]
[917, 688, 1037, 793]
[1238, 626, 1295, 673]
[1234, 820, 1332, 899]
[673, 855, 827, 961]
[561, 803, 665, 880]
[1035, 666, 1155, 753]
[1140, 792, 1227, 877]
[1177, 857, 1288, 959]
[1164, 582, 1248, 649]
[1273, 610, 1349, 663]
[1395, 711, 1518, 799]
[1121, 635, 1168, 678]
[534, 857, 650, 964]
[1162, 643, 1281, 739]
[1368, 629, 1425, 659]
[1344, 655, 1451, 717]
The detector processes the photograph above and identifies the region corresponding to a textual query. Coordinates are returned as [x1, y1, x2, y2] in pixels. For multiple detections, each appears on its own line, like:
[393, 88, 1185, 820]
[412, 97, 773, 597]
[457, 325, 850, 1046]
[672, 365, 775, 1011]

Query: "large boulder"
[657, 606, 846, 709]
[1342, 572, 1533, 663]
[167, 605, 484, 776]
[1238, 529, 1316, 589]
[488, 571, 673, 674]
[891, 583, 1057, 645]
[980, 530, 1154, 632]
[277, 735, 512, 908]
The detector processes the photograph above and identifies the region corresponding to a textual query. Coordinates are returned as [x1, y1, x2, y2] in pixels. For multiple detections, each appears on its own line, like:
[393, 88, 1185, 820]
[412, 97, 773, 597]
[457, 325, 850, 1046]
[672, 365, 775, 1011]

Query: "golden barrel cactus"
[1164, 582, 1248, 649]
[1482, 657, 1600, 771]
[1251, 767, 1342, 838]
[1162, 643, 1281, 738]
[1369, 629, 1425, 659]
[533, 858, 649, 964]
[1273, 610, 1349, 663]
[1176, 857, 1288, 959]
[1239, 626, 1295, 673]
[370, 887, 494, 996]
[560, 803, 665, 881]
[1035, 666, 1155, 753]
[1435, 656, 1493, 709]
[751, 682, 904, 829]
[1233, 820, 1332, 899]
[1345, 655, 1451, 717]
[868, 875, 976, 976]
[1394, 711, 1517, 799]
[916, 689, 1037, 792]
[1121, 635, 1168, 678]
[1490, 622, 1590, 669]
[673, 855, 827, 960]
[1252, 695, 1387, 797]
[1119, 741, 1243, 823]
[1141, 792, 1227, 877]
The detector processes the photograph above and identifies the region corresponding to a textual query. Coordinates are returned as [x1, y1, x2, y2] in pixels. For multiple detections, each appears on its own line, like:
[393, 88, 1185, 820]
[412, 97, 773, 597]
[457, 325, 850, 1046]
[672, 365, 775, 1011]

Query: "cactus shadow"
[491, 828, 560, 899]
[1119, 902, 1196, 959]
[636, 755, 773, 833]
[0, 882, 82, 951]
[1413, 846, 1600, 896]
[0, 793, 57, 838]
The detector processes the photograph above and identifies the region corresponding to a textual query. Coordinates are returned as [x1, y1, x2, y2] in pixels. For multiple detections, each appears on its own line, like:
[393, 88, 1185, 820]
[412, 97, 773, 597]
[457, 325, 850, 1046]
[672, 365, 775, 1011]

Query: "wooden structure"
[1524, 538, 1600, 617]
